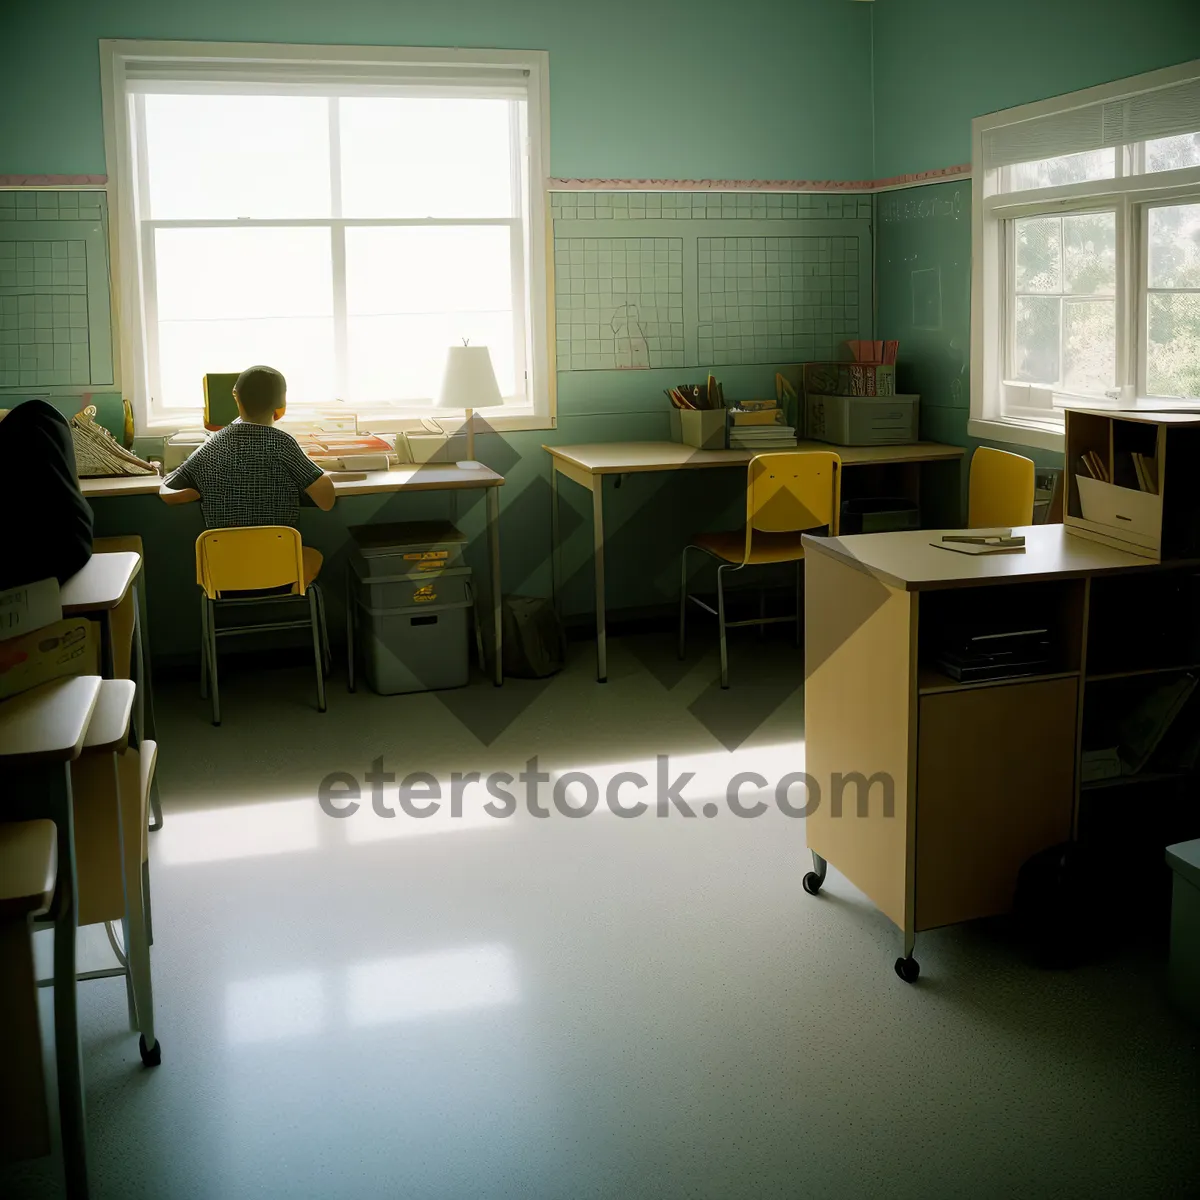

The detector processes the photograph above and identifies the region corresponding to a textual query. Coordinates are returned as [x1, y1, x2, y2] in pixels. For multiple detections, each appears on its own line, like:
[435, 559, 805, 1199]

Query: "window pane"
[1147, 294, 1200, 399]
[142, 95, 331, 219]
[1062, 212, 1116, 295]
[1062, 299, 1115, 394]
[1007, 148, 1114, 191]
[1014, 295, 1061, 384]
[340, 98, 515, 218]
[157, 318, 336, 410]
[1145, 132, 1200, 174]
[153, 228, 334, 407]
[1015, 217, 1061, 293]
[1148, 203, 1200, 290]
[345, 226, 515, 403]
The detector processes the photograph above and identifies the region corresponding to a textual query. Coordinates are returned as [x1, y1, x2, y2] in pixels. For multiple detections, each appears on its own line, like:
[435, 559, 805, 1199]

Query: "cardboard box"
[0, 618, 98, 701]
[0, 577, 62, 642]
[669, 408, 727, 450]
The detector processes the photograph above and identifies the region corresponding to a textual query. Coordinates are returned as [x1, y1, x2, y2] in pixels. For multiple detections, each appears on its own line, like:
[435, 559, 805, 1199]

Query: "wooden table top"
[61, 551, 140, 613]
[801, 524, 1175, 592]
[0, 676, 102, 766]
[81, 464, 504, 499]
[81, 679, 135, 754]
[544, 439, 965, 475]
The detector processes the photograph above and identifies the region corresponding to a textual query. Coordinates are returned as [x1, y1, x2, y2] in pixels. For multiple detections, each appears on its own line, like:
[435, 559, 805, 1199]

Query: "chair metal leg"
[143, 857, 153, 947]
[309, 588, 327, 713]
[678, 544, 692, 660]
[313, 583, 331, 677]
[48, 763, 90, 1197]
[717, 563, 733, 689]
[345, 571, 356, 693]
[207, 598, 221, 727]
[199, 594, 209, 700]
[795, 559, 803, 648]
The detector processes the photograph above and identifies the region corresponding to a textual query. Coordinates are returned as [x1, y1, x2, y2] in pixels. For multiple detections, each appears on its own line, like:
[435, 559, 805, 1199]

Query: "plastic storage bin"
[351, 561, 473, 611]
[804, 393, 919, 445]
[840, 497, 920, 535]
[1166, 839, 1200, 1024]
[346, 521, 474, 695]
[349, 520, 467, 578]
[356, 596, 471, 695]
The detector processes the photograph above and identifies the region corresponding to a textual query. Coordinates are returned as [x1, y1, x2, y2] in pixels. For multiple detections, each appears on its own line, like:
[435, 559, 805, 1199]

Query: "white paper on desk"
[932, 539, 1025, 556]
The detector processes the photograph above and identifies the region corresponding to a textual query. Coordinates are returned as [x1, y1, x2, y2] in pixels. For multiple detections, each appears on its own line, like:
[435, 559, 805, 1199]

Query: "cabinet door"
[915, 678, 1077, 931]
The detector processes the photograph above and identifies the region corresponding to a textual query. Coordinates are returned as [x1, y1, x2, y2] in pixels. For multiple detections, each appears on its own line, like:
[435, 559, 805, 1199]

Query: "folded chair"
[195, 527, 329, 726]
[679, 450, 841, 688]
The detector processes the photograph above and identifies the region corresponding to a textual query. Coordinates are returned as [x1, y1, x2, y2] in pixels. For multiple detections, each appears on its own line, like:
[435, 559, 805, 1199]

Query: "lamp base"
[456, 459, 486, 470]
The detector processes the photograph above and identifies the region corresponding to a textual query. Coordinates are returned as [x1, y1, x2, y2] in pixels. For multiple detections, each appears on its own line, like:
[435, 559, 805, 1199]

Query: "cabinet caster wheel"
[802, 872, 823, 896]
[894, 956, 920, 984]
[139, 1034, 162, 1067]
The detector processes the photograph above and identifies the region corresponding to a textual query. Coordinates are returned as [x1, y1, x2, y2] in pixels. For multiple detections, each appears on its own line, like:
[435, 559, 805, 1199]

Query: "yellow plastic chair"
[679, 450, 841, 687]
[195, 527, 329, 725]
[968, 446, 1036, 528]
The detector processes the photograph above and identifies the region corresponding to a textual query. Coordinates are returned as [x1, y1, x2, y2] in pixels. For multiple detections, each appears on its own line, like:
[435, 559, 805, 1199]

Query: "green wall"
[0, 0, 872, 182]
[871, 0, 1200, 179]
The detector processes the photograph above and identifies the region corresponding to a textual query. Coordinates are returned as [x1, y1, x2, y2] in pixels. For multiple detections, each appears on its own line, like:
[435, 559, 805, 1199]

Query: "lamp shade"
[435, 344, 504, 411]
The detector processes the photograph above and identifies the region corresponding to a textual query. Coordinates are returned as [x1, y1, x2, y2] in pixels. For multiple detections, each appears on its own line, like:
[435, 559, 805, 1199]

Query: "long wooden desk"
[544, 439, 966, 681]
[800, 524, 1200, 982]
[81, 465, 506, 686]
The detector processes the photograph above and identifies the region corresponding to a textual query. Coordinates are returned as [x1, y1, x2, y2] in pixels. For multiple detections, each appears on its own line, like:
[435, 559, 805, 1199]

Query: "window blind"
[982, 71, 1200, 168]
[122, 59, 530, 98]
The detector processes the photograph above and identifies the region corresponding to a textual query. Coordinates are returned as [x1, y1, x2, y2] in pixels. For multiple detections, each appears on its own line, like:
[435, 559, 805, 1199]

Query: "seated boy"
[160, 365, 335, 584]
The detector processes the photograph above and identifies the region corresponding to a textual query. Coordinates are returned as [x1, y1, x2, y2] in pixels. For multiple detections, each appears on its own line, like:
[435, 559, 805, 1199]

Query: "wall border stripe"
[0, 175, 108, 187]
[548, 164, 971, 193]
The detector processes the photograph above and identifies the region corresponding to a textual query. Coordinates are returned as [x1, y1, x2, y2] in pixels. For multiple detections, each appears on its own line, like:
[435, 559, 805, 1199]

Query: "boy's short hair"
[233, 365, 286, 419]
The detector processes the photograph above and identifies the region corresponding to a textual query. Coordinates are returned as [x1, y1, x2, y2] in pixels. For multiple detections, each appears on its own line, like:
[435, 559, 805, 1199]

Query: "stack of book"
[728, 399, 796, 450]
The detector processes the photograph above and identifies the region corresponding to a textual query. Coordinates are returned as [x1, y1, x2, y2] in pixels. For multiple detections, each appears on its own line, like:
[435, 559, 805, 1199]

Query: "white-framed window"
[100, 40, 553, 434]
[971, 60, 1200, 450]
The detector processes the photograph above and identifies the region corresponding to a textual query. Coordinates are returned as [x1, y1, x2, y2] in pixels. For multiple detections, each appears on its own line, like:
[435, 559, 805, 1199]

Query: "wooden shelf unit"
[1065, 407, 1200, 562]
[802, 525, 1200, 972]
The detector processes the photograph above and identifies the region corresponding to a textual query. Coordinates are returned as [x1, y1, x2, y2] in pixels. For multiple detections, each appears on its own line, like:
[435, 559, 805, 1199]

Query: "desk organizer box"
[347, 522, 472, 695]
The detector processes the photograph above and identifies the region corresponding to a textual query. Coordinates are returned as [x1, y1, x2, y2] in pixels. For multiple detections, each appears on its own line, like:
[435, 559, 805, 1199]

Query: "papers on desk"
[932, 529, 1026, 555]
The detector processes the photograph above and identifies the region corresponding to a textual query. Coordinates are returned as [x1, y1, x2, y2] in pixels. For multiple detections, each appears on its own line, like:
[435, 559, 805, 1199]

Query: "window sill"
[967, 416, 1065, 454]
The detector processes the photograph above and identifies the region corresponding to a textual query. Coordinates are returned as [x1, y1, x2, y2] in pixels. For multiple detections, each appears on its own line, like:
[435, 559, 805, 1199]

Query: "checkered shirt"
[165, 421, 323, 529]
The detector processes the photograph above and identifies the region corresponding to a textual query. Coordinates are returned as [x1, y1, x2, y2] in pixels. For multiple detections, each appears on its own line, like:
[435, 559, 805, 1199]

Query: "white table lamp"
[435, 343, 504, 470]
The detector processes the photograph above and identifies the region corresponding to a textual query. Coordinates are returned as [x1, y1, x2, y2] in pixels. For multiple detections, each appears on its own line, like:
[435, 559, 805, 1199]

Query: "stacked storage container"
[347, 522, 474, 695]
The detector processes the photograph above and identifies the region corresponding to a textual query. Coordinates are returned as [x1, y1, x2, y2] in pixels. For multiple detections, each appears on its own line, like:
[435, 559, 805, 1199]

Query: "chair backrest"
[195, 527, 305, 599]
[744, 450, 841, 557]
[969, 446, 1035, 528]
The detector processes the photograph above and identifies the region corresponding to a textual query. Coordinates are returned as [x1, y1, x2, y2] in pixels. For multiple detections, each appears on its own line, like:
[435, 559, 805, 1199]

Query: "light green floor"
[3, 632, 1198, 1199]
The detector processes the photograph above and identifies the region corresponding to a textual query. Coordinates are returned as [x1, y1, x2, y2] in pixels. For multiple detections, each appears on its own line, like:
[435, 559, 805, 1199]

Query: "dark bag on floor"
[1013, 842, 1112, 968]
[502, 595, 566, 678]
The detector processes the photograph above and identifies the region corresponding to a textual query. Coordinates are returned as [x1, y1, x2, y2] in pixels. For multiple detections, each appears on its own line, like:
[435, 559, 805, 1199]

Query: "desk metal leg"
[550, 466, 561, 617]
[133, 594, 163, 832]
[48, 762, 90, 1198]
[593, 480, 607, 683]
[100, 612, 114, 679]
[487, 486, 503, 687]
